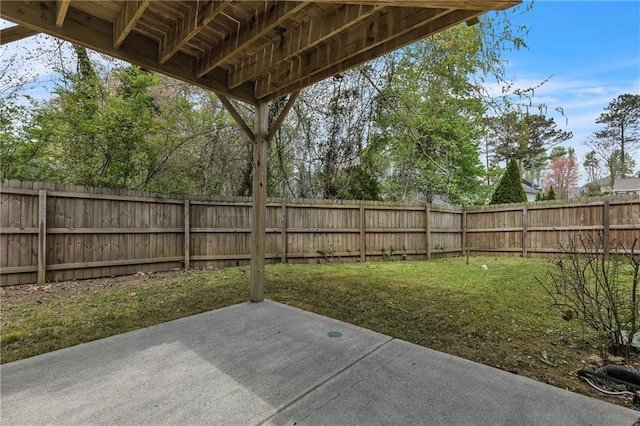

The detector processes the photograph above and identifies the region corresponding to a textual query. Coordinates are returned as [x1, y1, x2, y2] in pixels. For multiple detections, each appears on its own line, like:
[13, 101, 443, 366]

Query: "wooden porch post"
[251, 101, 269, 302]
[218, 92, 298, 302]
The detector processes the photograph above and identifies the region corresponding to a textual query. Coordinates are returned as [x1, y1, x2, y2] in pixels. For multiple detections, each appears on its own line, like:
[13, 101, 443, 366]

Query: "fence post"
[38, 190, 47, 284]
[184, 199, 190, 269]
[603, 200, 610, 258]
[281, 202, 287, 263]
[425, 205, 431, 260]
[522, 205, 528, 258]
[360, 202, 366, 262]
[461, 209, 467, 257]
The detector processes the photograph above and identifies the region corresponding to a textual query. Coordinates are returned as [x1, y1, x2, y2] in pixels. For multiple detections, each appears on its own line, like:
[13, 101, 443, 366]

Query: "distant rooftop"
[612, 178, 640, 193]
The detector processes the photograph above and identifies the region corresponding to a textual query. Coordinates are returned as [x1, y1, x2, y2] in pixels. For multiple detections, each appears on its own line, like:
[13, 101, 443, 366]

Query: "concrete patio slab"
[1, 300, 638, 425]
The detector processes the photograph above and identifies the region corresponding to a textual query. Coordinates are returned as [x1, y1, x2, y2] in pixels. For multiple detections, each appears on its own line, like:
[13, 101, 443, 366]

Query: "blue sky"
[495, 0, 640, 178]
[2, 1, 639, 182]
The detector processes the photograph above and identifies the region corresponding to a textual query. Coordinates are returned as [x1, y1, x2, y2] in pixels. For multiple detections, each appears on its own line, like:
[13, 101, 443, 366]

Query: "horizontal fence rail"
[1, 180, 639, 285]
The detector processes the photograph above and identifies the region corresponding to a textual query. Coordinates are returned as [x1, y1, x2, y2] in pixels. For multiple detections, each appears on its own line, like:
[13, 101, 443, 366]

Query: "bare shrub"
[536, 234, 639, 358]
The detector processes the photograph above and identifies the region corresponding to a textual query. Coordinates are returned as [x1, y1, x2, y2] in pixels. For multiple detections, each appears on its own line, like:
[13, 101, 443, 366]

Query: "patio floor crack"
[256, 336, 395, 425]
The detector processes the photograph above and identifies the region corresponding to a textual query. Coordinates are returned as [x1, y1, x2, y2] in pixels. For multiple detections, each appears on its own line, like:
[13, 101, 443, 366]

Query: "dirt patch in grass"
[1, 258, 638, 410]
[2, 274, 150, 304]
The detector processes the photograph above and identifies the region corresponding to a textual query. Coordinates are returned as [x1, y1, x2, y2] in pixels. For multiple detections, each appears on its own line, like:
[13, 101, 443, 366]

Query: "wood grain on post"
[250, 101, 269, 302]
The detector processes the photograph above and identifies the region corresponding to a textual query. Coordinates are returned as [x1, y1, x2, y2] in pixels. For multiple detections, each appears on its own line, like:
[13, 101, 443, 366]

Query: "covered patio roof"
[1, 1, 519, 104]
[1, 0, 520, 301]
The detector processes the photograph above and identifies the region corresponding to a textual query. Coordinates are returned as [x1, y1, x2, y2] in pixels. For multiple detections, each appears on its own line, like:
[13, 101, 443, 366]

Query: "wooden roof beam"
[256, 7, 451, 99]
[197, 1, 309, 78]
[308, 1, 519, 10]
[0, 25, 39, 45]
[466, 17, 480, 26]
[159, 0, 232, 64]
[261, 8, 482, 101]
[229, 3, 383, 90]
[113, 0, 151, 48]
[0, 1, 256, 103]
[217, 95, 255, 141]
[55, 0, 71, 27]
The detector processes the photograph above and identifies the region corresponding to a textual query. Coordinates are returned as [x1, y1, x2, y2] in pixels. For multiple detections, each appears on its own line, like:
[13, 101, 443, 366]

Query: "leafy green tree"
[98, 66, 160, 188]
[373, 23, 489, 204]
[18, 46, 253, 196]
[371, 2, 546, 205]
[29, 47, 162, 188]
[28, 46, 104, 185]
[4, 44, 75, 183]
[0, 88, 60, 181]
[490, 159, 526, 204]
[138, 83, 242, 195]
[335, 163, 381, 201]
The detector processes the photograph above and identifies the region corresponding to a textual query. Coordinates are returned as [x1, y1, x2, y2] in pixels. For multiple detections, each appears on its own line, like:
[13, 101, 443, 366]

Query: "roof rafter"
[229, 3, 383, 90]
[256, 6, 451, 99]
[159, 0, 232, 64]
[307, 0, 517, 10]
[113, 0, 151, 48]
[0, 25, 39, 45]
[0, 1, 255, 103]
[261, 8, 482, 101]
[197, 1, 310, 78]
[56, 0, 71, 27]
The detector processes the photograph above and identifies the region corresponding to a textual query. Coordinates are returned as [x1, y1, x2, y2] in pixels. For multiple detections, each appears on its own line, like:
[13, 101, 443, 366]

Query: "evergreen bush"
[490, 159, 527, 204]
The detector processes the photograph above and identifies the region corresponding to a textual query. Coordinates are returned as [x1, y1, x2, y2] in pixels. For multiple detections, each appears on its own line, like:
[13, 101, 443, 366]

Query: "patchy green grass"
[1, 270, 248, 363]
[268, 258, 596, 384]
[1, 257, 637, 408]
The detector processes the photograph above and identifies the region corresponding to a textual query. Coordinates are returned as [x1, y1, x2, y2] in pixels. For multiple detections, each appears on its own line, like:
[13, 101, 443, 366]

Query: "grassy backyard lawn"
[1, 256, 638, 408]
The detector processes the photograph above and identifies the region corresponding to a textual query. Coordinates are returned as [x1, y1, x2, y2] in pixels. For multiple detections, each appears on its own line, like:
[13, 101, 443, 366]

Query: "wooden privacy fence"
[0, 181, 462, 285]
[465, 198, 640, 257]
[1, 180, 639, 286]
